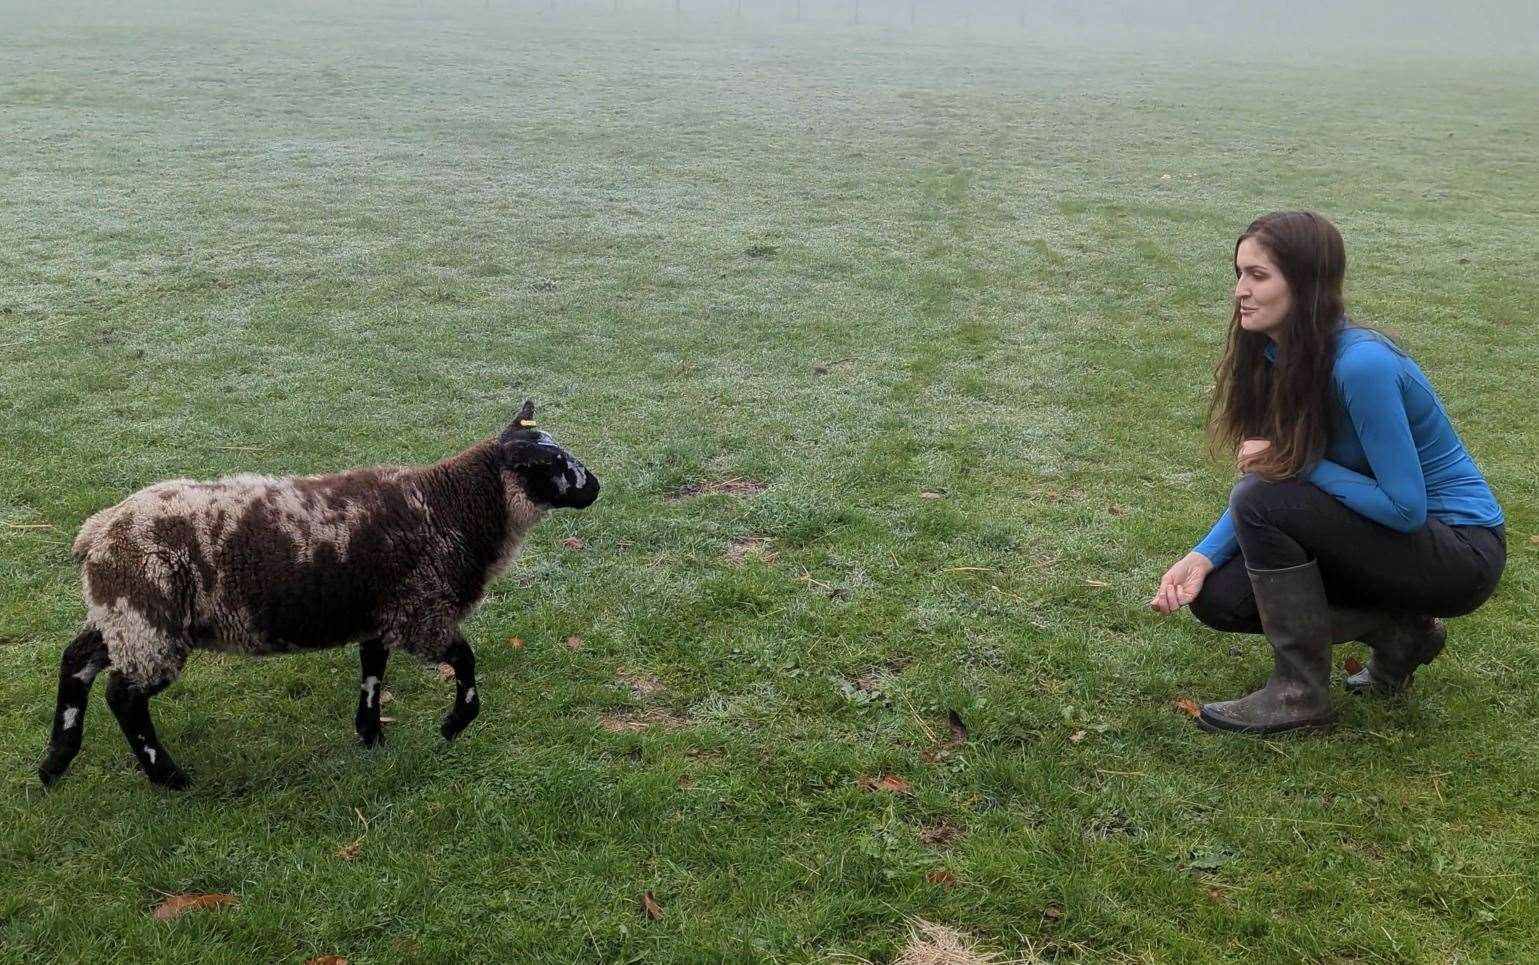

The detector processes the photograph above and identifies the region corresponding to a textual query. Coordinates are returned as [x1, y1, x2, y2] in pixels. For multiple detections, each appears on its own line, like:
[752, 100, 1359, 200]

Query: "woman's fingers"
[1153, 562, 1202, 614]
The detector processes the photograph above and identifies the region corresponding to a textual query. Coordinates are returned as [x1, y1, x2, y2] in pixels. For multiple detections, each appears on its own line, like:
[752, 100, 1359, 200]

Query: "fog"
[3, 0, 1537, 53]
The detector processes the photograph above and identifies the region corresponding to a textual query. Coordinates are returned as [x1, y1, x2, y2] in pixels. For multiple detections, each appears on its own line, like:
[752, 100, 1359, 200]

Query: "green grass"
[2, 4, 1538, 962]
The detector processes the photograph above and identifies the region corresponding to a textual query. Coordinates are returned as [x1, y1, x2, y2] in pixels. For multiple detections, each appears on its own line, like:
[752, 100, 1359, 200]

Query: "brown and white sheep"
[38, 401, 598, 789]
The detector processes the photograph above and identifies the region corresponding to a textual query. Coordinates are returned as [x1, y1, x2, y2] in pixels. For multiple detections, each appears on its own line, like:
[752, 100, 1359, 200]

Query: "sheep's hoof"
[440, 715, 476, 741]
[149, 767, 190, 791]
[38, 747, 76, 787]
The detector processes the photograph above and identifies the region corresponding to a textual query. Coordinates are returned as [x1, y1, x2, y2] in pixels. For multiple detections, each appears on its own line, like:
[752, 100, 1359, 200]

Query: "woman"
[1151, 210, 1505, 735]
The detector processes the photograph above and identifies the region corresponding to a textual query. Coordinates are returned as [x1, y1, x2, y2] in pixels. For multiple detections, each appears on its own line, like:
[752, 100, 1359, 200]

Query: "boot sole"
[1197, 707, 1333, 735]
[1344, 671, 1410, 696]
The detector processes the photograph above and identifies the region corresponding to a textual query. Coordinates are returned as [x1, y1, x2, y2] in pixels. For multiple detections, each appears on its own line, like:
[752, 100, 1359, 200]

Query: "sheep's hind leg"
[439, 634, 480, 741]
[105, 673, 188, 790]
[355, 636, 389, 748]
[38, 626, 109, 786]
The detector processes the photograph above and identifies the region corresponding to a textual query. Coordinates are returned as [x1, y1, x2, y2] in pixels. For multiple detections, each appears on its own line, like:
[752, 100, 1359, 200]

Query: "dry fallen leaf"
[676, 773, 693, 789]
[306, 957, 348, 965]
[437, 663, 456, 681]
[378, 689, 393, 706]
[1173, 698, 1201, 719]
[507, 636, 524, 650]
[859, 774, 911, 795]
[563, 635, 585, 651]
[918, 822, 962, 847]
[1069, 729, 1088, 744]
[152, 893, 237, 921]
[1528, 534, 1538, 545]
[642, 890, 664, 920]
[561, 536, 586, 551]
[337, 839, 364, 861]
[1085, 579, 1109, 588]
[1343, 656, 1365, 675]
[925, 868, 959, 888]
[1205, 886, 1231, 905]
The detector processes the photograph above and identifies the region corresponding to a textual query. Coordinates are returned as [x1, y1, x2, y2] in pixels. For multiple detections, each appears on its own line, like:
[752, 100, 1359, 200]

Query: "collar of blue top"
[1260, 316, 1352, 363]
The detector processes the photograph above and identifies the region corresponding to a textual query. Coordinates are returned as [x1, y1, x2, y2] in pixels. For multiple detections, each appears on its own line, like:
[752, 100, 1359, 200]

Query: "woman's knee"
[1228, 473, 1319, 524]
[1188, 591, 1261, 633]
[1227, 472, 1273, 520]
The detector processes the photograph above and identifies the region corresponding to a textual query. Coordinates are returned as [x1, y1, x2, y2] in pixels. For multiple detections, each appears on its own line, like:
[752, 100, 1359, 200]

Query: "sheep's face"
[497, 402, 600, 510]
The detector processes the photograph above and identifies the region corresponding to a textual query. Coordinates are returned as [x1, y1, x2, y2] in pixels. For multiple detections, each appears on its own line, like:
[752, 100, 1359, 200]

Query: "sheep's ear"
[499, 400, 540, 446]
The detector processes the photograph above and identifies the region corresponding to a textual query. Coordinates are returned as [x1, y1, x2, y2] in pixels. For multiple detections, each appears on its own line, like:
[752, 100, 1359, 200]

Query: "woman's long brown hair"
[1208, 210, 1346, 479]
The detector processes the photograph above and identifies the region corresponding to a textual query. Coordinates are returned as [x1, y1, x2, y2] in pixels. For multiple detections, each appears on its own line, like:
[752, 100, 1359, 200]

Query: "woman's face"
[1234, 237, 1293, 339]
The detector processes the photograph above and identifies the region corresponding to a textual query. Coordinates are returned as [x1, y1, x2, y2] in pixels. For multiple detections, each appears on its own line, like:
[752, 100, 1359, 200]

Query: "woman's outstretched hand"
[1151, 551, 1214, 615]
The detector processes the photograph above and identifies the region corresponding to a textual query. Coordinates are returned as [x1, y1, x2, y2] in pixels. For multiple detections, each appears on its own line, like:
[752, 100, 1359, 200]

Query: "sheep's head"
[497, 400, 600, 510]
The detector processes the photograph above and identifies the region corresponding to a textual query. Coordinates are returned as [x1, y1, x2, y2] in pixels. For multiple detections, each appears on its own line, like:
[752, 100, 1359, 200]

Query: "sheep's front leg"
[439, 634, 480, 741]
[355, 637, 389, 748]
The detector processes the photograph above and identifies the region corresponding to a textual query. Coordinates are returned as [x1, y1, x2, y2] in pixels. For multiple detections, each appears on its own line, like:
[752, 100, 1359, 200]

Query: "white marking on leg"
[145, 747, 157, 765]
[363, 676, 379, 708]
[63, 707, 80, 730]
[465, 687, 476, 703]
[73, 662, 99, 683]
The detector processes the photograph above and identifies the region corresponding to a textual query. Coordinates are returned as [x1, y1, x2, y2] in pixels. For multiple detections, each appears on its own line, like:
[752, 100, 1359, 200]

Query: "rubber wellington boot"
[1344, 615, 1446, 695]
[1199, 560, 1334, 735]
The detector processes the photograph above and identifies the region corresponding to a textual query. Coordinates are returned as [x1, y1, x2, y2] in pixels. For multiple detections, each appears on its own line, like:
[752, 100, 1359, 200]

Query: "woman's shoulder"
[1333, 324, 1408, 383]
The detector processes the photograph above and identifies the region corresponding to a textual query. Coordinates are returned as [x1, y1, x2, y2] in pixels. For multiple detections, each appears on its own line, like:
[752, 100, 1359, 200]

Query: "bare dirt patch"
[895, 920, 1004, 965]
[725, 536, 779, 565]
[598, 708, 690, 733]
[668, 476, 766, 500]
[618, 671, 665, 699]
[918, 822, 964, 848]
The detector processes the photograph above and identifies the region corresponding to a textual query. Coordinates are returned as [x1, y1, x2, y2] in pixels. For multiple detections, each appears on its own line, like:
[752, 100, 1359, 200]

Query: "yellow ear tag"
[518, 419, 538, 428]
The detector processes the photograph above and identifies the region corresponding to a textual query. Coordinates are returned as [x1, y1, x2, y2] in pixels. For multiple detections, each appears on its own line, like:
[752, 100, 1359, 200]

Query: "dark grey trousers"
[1191, 474, 1506, 634]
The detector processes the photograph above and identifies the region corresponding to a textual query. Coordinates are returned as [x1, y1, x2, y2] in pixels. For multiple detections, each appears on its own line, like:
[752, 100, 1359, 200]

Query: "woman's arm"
[1307, 345, 1427, 531]
[1193, 509, 1236, 568]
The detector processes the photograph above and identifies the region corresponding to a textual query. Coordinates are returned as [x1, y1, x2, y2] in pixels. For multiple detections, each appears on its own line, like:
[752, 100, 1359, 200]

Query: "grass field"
[2, 3, 1537, 961]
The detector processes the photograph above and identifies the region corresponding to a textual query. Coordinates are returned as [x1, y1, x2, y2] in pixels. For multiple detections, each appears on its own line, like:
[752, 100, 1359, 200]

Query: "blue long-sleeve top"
[1194, 323, 1504, 568]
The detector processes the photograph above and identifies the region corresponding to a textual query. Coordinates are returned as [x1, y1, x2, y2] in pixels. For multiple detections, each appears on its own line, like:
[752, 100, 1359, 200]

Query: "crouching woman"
[1151, 210, 1505, 735]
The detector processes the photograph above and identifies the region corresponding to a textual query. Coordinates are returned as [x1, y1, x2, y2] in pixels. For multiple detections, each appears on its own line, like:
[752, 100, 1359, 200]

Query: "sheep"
[38, 400, 598, 790]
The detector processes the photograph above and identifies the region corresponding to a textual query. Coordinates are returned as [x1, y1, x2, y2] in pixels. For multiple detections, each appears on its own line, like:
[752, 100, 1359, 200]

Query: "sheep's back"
[77, 468, 430, 653]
